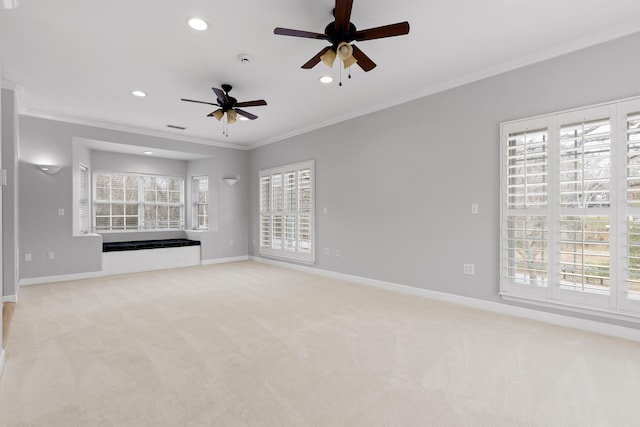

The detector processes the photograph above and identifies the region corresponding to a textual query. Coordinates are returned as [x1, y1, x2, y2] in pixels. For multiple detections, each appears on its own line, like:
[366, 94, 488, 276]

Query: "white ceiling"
[2, 0, 640, 149]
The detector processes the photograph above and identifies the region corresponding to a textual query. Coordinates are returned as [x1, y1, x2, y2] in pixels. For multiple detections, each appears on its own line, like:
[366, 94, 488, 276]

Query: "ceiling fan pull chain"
[339, 65, 342, 87]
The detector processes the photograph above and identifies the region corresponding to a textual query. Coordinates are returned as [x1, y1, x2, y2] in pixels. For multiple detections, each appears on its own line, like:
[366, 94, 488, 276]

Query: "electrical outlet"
[323, 248, 330, 256]
[335, 249, 340, 257]
[48, 251, 55, 260]
[463, 263, 475, 275]
[24, 253, 32, 262]
[58, 208, 65, 216]
[471, 203, 478, 214]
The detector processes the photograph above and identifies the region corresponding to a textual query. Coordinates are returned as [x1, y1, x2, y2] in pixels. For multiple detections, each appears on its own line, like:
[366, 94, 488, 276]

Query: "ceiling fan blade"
[334, 0, 353, 31]
[274, 27, 327, 40]
[180, 98, 219, 107]
[354, 22, 410, 41]
[350, 45, 376, 72]
[211, 87, 229, 105]
[235, 100, 267, 108]
[302, 46, 332, 69]
[235, 109, 258, 120]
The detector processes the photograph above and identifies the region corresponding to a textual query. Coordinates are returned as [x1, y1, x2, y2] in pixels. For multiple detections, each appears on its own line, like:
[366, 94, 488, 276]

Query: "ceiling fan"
[181, 84, 267, 136]
[274, 0, 409, 73]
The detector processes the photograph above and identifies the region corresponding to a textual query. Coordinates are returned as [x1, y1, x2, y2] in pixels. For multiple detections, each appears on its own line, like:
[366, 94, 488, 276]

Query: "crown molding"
[249, 24, 640, 151]
[20, 108, 249, 151]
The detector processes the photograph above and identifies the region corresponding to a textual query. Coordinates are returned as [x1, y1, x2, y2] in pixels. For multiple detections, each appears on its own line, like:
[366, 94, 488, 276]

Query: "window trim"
[259, 160, 315, 264]
[500, 95, 640, 322]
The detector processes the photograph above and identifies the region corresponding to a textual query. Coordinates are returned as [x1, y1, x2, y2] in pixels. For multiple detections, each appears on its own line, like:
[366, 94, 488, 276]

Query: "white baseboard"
[0, 349, 5, 377]
[19, 270, 103, 287]
[16, 254, 248, 287]
[201, 256, 249, 265]
[250, 256, 640, 342]
[2, 295, 17, 303]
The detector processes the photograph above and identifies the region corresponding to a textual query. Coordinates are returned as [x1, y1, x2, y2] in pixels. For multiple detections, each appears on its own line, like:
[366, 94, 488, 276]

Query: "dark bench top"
[103, 239, 200, 252]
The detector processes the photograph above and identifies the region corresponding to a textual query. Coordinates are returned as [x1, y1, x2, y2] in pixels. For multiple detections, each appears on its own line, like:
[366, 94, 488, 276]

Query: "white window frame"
[192, 175, 209, 230]
[259, 160, 315, 263]
[500, 96, 640, 321]
[93, 171, 185, 232]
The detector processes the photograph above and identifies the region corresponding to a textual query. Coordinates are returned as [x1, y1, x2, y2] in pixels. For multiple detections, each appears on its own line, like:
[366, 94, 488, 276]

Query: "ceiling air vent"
[166, 124, 186, 130]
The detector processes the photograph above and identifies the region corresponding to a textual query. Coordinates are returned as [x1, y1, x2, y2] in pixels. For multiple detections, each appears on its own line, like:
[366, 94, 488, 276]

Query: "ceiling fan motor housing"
[324, 22, 357, 47]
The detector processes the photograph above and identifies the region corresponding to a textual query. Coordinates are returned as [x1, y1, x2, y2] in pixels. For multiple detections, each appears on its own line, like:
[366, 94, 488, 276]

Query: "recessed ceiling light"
[319, 76, 333, 84]
[131, 90, 147, 97]
[187, 17, 209, 31]
[143, 151, 153, 155]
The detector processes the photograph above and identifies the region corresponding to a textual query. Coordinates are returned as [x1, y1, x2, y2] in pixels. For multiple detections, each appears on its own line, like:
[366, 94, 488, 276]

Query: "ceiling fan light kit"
[320, 49, 337, 67]
[181, 84, 267, 137]
[336, 42, 353, 61]
[211, 109, 224, 121]
[274, 0, 410, 80]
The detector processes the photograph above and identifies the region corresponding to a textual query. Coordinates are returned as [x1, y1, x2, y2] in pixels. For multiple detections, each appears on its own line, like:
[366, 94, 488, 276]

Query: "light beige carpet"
[2, 301, 16, 349]
[1, 261, 639, 426]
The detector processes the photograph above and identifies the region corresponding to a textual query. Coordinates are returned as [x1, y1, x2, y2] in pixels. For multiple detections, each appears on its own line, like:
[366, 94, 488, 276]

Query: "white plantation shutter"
[501, 99, 640, 319]
[260, 175, 271, 248]
[558, 118, 611, 299]
[259, 161, 315, 262]
[192, 176, 208, 229]
[559, 119, 611, 209]
[504, 127, 549, 288]
[625, 109, 640, 304]
[506, 128, 548, 210]
[297, 167, 312, 254]
[78, 164, 89, 234]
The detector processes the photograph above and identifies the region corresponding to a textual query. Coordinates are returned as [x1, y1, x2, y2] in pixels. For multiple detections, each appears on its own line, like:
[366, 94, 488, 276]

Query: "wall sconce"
[223, 176, 239, 186]
[36, 164, 63, 175]
[1, 0, 20, 10]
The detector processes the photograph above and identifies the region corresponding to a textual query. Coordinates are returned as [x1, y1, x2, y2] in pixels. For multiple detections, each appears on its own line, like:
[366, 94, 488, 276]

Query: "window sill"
[96, 229, 185, 234]
[499, 292, 640, 324]
[258, 251, 315, 265]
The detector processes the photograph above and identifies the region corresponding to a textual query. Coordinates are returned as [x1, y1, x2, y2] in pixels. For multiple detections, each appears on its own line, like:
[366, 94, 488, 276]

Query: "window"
[78, 164, 89, 234]
[192, 176, 208, 230]
[259, 161, 314, 263]
[94, 172, 184, 231]
[501, 97, 640, 319]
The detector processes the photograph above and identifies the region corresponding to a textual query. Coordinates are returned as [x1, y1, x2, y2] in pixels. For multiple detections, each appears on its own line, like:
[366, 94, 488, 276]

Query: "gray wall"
[184, 153, 249, 260]
[1, 85, 4, 355]
[249, 32, 640, 327]
[18, 116, 249, 280]
[1, 88, 18, 297]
